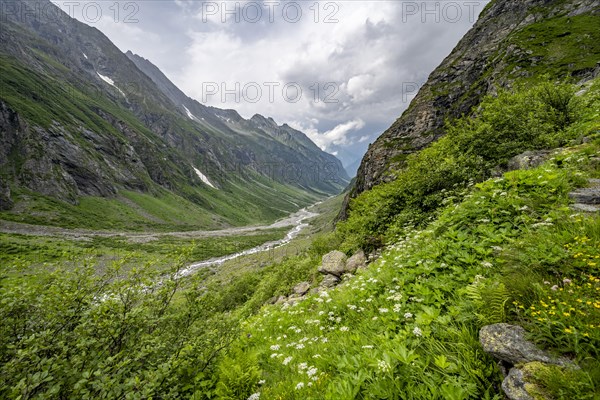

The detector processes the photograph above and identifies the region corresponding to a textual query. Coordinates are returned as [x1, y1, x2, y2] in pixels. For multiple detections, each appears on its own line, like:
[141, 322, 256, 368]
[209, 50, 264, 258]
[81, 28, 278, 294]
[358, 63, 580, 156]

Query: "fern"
[465, 277, 510, 324]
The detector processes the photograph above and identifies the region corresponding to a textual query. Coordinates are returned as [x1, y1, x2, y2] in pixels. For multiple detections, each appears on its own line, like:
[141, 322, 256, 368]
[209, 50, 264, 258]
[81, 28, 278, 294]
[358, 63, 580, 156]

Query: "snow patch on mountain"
[193, 166, 217, 189]
[183, 105, 199, 121]
[96, 72, 125, 97]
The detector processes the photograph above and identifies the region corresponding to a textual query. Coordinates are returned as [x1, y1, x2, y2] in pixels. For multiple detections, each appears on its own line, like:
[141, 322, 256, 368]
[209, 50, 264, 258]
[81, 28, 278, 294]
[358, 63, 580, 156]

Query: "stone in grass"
[479, 324, 572, 367]
[293, 281, 311, 296]
[318, 250, 348, 277]
[319, 274, 340, 288]
[502, 362, 552, 400]
[346, 250, 367, 273]
[502, 367, 535, 400]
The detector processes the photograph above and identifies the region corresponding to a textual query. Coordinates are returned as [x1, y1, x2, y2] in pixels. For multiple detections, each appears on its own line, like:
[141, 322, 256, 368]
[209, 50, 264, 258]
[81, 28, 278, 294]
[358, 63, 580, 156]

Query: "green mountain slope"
[0, 0, 348, 230]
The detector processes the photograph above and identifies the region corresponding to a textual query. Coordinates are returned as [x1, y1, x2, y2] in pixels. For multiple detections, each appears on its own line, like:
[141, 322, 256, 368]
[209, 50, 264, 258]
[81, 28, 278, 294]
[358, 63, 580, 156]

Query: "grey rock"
[571, 203, 600, 213]
[274, 296, 287, 305]
[569, 179, 600, 205]
[318, 250, 348, 277]
[346, 250, 367, 273]
[319, 274, 340, 288]
[502, 367, 535, 400]
[480, 324, 571, 366]
[506, 150, 552, 172]
[293, 281, 311, 296]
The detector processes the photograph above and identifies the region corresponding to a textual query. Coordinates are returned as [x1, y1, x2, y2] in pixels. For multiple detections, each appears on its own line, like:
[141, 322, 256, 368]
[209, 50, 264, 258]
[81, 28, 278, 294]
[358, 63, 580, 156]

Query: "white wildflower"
[295, 382, 304, 390]
[404, 312, 413, 319]
[377, 360, 391, 373]
[283, 356, 293, 365]
[413, 327, 423, 337]
[247, 393, 260, 400]
[270, 344, 280, 351]
[379, 308, 389, 314]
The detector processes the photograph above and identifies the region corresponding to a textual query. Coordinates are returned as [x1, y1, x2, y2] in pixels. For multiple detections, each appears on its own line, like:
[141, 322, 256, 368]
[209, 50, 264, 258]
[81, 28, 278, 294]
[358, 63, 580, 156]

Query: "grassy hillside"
[1, 78, 599, 399]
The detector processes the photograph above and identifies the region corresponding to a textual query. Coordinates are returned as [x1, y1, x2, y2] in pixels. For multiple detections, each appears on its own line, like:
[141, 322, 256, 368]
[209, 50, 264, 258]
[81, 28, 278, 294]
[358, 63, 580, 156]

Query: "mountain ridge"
[0, 0, 348, 229]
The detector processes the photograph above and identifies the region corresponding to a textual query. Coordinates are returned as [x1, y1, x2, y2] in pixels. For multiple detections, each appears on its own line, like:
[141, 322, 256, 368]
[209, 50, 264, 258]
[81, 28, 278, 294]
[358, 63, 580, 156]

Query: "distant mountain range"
[0, 0, 349, 228]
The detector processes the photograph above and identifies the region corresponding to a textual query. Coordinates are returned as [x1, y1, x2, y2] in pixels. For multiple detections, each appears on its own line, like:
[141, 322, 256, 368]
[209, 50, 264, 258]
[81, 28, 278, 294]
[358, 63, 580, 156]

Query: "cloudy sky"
[53, 0, 489, 172]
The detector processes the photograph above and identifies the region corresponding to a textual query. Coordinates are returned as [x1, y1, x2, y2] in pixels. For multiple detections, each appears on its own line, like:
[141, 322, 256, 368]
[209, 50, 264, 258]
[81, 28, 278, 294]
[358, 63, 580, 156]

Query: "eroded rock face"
[480, 323, 571, 366]
[0, 178, 13, 210]
[318, 251, 348, 277]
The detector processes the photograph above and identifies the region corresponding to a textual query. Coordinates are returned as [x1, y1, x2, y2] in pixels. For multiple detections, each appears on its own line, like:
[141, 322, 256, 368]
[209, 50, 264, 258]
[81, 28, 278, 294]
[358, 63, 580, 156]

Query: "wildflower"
[379, 308, 389, 314]
[347, 304, 357, 310]
[340, 326, 349, 332]
[563, 278, 572, 285]
[295, 382, 305, 390]
[551, 285, 559, 291]
[296, 343, 305, 350]
[481, 261, 493, 268]
[270, 353, 279, 358]
[270, 345, 280, 351]
[404, 312, 413, 319]
[362, 345, 374, 349]
[413, 327, 423, 337]
[393, 304, 402, 313]
[313, 354, 321, 358]
[298, 363, 308, 371]
[258, 380, 266, 385]
[307, 367, 318, 377]
[283, 356, 293, 365]
[247, 393, 261, 400]
[377, 360, 391, 373]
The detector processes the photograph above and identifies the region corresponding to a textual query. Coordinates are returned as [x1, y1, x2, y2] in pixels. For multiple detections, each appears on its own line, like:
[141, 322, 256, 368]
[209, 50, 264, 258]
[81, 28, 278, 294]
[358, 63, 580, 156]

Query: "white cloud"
[290, 118, 366, 152]
[54, 0, 490, 166]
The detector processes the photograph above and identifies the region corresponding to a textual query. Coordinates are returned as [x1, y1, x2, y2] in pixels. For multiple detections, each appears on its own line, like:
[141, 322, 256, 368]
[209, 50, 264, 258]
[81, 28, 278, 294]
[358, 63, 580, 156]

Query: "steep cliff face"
[345, 0, 600, 215]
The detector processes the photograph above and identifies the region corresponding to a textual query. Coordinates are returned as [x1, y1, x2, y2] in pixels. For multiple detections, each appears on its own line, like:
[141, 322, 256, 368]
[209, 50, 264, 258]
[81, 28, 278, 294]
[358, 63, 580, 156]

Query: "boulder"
[319, 274, 340, 288]
[569, 179, 600, 205]
[506, 150, 552, 172]
[346, 250, 367, 273]
[293, 281, 311, 296]
[274, 296, 287, 305]
[318, 250, 348, 277]
[502, 367, 535, 400]
[479, 324, 571, 367]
